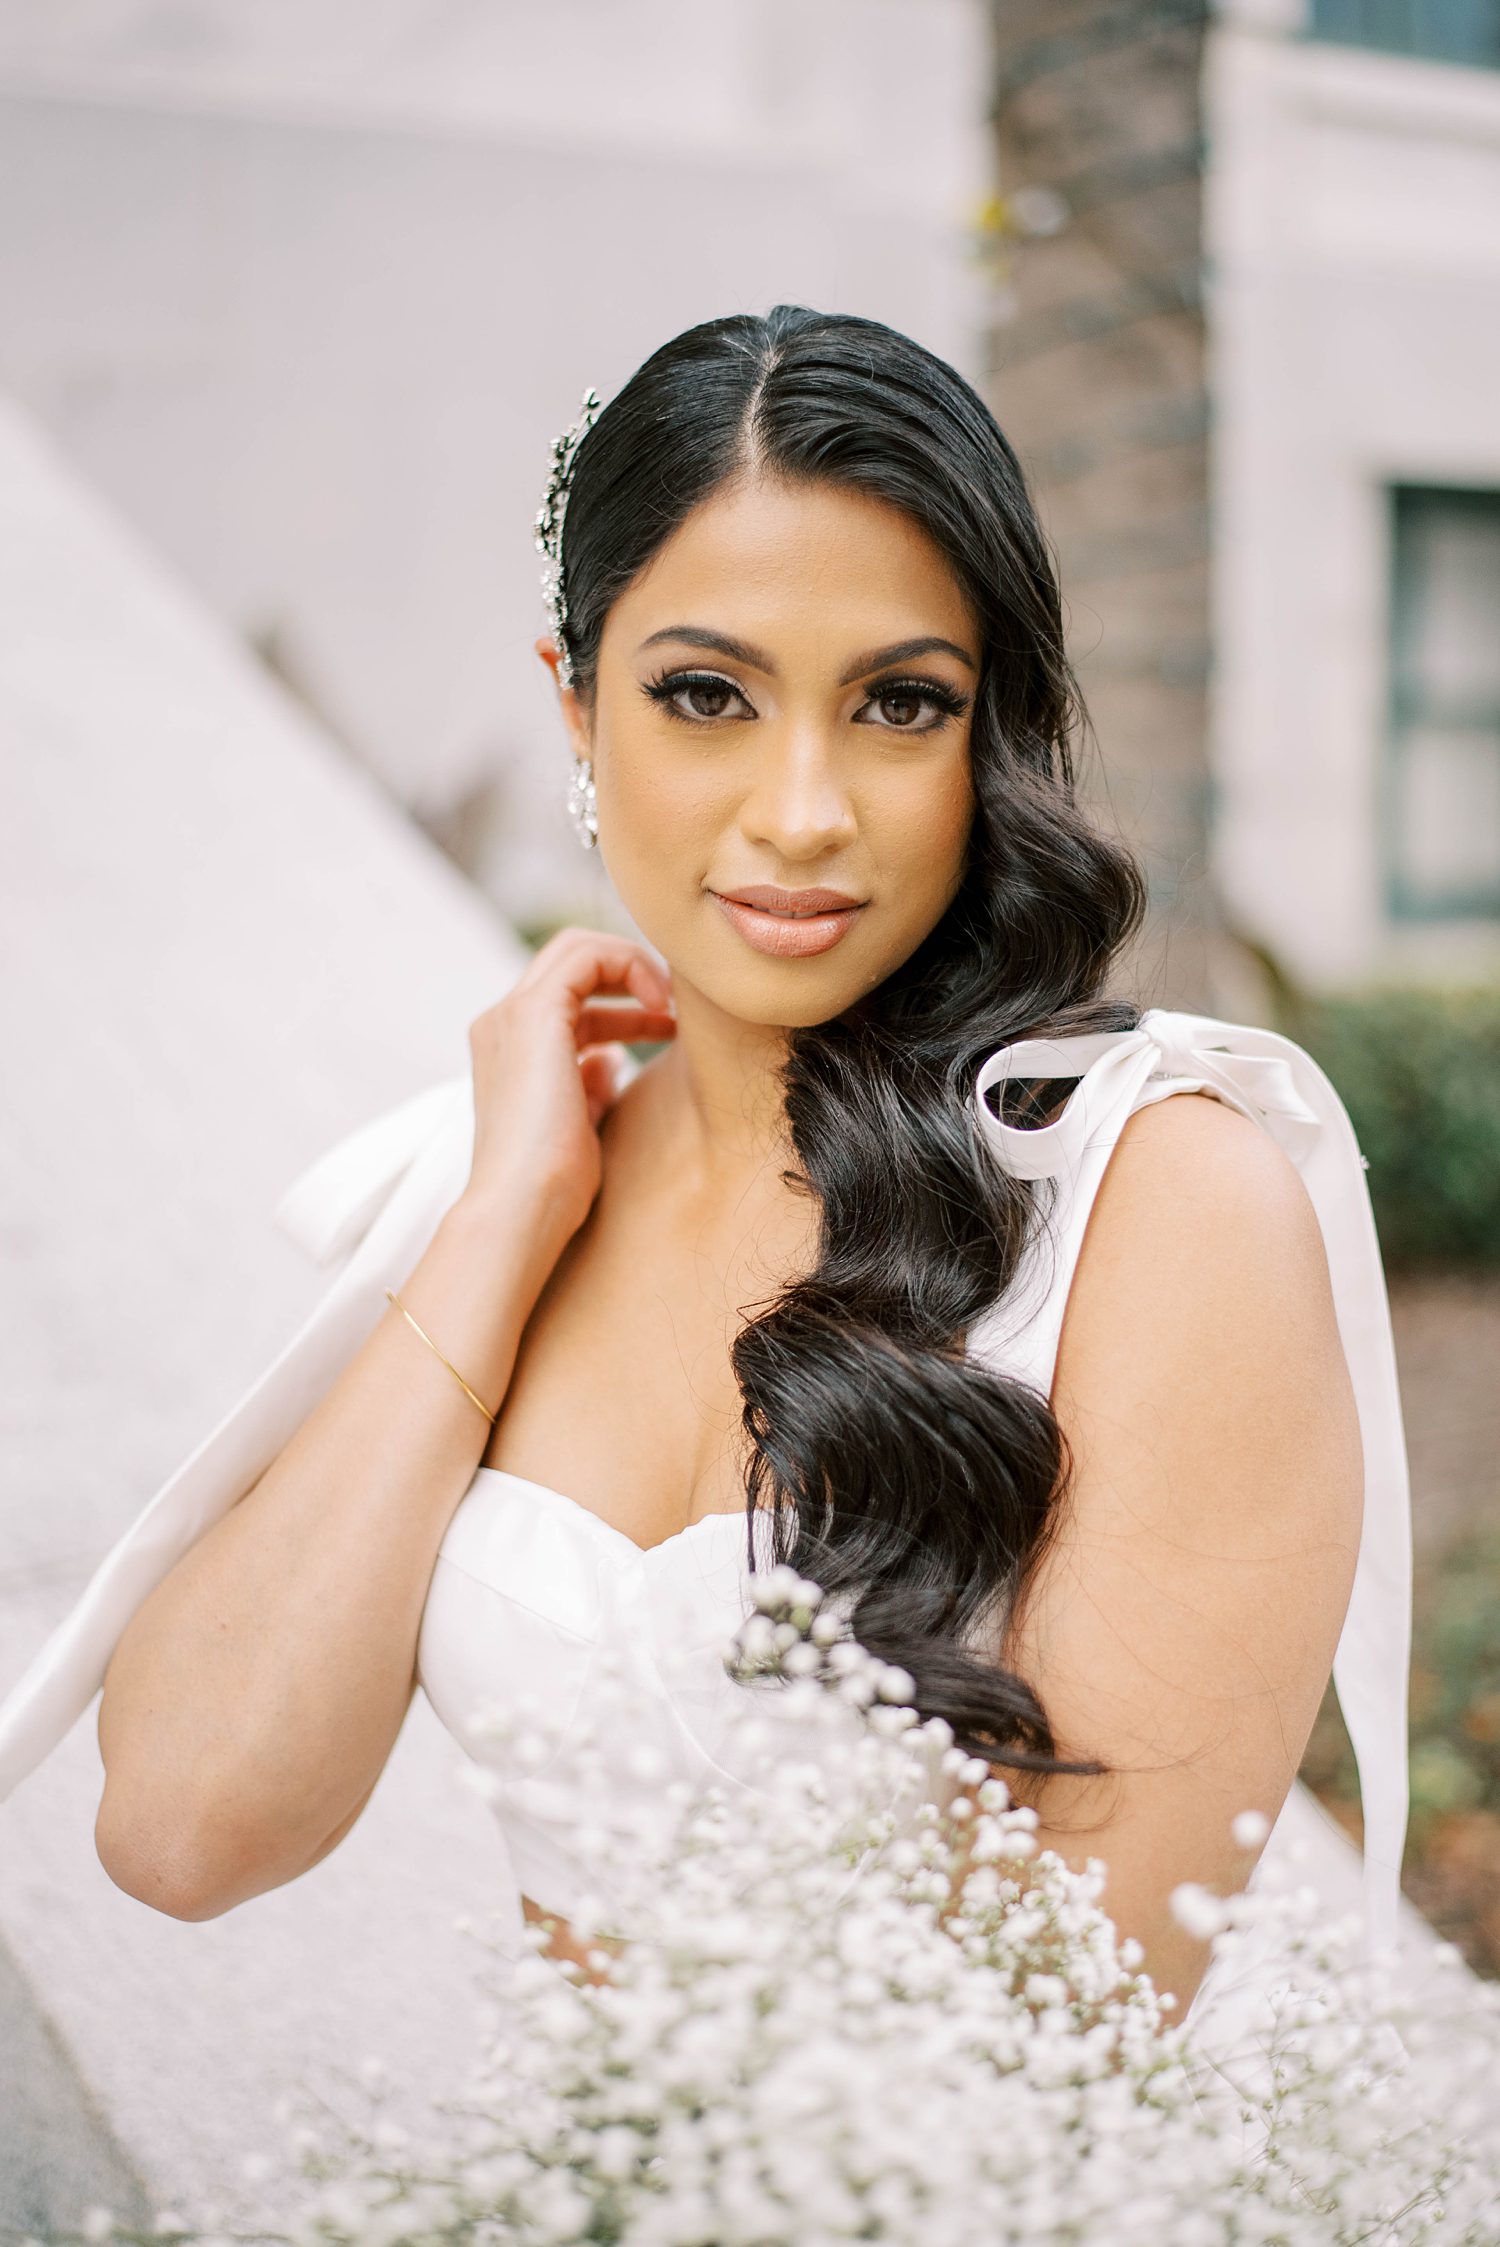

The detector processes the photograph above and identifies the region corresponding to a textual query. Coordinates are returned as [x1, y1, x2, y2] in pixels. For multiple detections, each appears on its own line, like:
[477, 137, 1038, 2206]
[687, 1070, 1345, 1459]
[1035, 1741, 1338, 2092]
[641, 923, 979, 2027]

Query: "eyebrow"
[636, 627, 978, 682]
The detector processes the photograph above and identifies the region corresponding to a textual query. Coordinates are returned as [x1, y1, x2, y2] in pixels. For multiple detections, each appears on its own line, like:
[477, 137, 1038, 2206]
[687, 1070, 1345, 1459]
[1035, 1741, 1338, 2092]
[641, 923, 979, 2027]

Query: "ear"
[535, 635, 591, 759]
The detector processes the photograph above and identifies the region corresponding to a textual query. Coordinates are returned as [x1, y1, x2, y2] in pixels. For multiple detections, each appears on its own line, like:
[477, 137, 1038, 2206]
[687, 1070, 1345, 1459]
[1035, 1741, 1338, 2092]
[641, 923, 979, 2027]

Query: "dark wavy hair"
[558, 304, 1148, 1783]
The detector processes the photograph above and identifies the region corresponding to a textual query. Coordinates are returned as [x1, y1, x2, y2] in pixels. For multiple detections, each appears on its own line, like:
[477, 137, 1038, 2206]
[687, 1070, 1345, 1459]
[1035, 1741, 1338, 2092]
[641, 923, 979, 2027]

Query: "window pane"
[1391, 726, 1500, 904]
[1403, 506, 1500, 711]
[1310, 0, 1500, 64]
[1386, 487, 1500, 919]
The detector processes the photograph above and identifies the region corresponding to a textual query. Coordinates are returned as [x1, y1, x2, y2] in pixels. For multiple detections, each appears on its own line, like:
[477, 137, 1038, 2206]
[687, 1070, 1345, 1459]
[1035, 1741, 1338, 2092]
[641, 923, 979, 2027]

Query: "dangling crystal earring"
[536, 385, 605, 854]
[567, 756, 599, 849]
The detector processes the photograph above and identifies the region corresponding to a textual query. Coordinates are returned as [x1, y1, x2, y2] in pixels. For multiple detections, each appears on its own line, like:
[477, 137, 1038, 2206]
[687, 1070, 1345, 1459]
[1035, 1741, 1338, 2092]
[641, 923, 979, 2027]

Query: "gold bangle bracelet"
[383, 1287, 498, 1425]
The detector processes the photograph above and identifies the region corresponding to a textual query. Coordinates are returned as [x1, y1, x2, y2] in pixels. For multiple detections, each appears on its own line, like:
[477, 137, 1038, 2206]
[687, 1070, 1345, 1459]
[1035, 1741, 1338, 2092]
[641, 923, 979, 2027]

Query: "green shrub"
[1286, 985, 1500, 1270]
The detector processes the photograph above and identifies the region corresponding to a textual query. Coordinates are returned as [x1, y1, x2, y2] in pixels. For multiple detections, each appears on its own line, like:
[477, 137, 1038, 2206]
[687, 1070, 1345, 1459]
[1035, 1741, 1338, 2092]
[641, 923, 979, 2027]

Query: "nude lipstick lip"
[708, 883, 868, 960]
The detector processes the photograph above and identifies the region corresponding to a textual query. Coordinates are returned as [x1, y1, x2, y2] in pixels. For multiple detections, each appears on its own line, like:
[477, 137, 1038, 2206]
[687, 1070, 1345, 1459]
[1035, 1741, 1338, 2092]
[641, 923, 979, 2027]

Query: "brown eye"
[855, 677, 968, 732]
[644, 669, 754, 723]
[876, 688, 927, 728]
[679, 678, 741, 720]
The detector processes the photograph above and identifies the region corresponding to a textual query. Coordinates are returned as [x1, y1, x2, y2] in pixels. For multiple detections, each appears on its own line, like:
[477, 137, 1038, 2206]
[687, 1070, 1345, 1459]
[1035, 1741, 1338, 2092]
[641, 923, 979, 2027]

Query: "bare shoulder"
[1102, 1085, 1318, 1226]
[1054, 1089, 1350, 1461]
[1074, 1088, 1329, 1319]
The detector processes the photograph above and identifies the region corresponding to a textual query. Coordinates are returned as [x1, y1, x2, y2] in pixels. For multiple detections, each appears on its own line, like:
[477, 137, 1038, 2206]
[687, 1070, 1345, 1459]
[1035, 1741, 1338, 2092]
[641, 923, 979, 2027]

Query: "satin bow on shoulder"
[971, 1005, 1410, 1961]
[972, 1006, 1329, 1181]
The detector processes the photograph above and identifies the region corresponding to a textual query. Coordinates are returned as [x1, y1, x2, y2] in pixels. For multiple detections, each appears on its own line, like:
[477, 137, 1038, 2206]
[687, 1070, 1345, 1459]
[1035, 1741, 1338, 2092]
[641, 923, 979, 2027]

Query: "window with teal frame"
[1309, 0, 1500, 65]
[1383, 486, 1500, 922]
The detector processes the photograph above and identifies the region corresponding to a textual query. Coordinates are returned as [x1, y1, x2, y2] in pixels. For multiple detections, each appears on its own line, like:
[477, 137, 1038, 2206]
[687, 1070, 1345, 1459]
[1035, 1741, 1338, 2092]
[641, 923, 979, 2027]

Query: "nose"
[736, 720, 858, 861]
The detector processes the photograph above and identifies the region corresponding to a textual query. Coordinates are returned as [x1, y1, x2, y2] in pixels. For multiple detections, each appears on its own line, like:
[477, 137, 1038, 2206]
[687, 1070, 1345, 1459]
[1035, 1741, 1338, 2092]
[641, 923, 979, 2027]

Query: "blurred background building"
[986, 0, 1500, 1002]
[2, 0, 1498, 2228]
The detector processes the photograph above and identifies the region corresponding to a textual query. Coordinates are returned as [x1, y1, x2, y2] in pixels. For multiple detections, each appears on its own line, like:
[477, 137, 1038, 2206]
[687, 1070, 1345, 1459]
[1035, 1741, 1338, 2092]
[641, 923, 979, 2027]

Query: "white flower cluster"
[43, 1566, 1500, 2247]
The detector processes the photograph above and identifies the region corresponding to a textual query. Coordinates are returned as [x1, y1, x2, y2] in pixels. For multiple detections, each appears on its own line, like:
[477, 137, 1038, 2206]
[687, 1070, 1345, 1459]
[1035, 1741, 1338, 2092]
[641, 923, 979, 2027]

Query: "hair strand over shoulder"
[560, 304, 1148, 1781]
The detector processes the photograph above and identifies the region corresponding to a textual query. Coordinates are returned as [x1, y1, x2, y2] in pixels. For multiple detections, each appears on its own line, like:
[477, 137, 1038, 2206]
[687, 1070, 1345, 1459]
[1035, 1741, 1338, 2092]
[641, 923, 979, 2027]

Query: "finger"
[531, 929, 674, 1012]
[573, 1003, 677, 1049]
[621, 950, 675, 1011]
[578, 1043, 627, 1128]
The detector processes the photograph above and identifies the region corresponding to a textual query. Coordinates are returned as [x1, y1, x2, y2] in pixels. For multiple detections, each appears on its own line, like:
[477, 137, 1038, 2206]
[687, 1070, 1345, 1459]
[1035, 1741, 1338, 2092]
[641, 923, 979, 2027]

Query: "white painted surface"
[0, 395, 534, 2224]
[1205, 14, 1500, 983]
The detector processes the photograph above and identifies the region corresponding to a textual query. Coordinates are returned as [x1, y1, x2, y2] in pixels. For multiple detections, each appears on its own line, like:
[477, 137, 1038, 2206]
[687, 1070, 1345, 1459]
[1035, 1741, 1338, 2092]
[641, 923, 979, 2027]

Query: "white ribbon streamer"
[971, 1007, 1410, 1959]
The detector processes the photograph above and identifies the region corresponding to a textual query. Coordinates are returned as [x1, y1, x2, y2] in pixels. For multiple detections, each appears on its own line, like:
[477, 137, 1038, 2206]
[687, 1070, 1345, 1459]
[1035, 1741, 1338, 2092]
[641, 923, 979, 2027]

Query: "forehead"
[603, 472, 977, 657]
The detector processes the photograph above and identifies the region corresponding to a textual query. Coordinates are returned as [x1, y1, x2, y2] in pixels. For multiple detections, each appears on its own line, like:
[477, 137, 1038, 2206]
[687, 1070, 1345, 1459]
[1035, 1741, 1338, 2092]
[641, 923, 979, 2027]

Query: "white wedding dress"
[0, 1008, 1429, 2063]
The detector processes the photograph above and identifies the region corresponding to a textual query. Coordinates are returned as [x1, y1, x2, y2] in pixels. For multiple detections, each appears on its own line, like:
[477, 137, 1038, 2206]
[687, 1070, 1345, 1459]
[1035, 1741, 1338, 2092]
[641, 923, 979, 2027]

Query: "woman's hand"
[461, 926, 676, 1260]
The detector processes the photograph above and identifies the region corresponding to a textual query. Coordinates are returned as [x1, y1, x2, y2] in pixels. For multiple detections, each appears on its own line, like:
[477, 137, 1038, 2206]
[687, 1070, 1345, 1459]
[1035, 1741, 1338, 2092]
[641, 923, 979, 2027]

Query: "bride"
[0, 304, 1418, 2054]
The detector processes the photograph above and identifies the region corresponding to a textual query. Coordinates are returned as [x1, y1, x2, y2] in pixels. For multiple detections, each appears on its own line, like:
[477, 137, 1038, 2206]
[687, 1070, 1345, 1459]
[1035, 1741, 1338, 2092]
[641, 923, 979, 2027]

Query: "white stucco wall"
[1205, 5, 1500, 985]
[0, 395, 540, 2228]
[0, 0, 991, 934]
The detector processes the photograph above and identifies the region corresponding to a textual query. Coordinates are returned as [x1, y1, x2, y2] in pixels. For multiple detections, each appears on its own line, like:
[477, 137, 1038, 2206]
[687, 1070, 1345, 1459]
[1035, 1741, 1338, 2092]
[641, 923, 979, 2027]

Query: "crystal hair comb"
[534, 386, 602, 687]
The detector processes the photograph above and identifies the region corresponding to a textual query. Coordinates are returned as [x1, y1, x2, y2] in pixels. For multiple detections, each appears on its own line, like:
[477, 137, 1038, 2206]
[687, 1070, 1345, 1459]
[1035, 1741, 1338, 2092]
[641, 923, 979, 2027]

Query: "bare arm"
[999, 1092, 1364, 2012]
[94, 1200, 554, 1918]
[94, 930, 677, 1921]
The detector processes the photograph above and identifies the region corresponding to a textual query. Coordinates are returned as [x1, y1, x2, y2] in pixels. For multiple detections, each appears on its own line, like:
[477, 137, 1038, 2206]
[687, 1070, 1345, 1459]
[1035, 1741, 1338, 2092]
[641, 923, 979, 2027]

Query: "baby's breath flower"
[1169, 1882, 1228, 1942]
[106, 1582, 1500, 2247]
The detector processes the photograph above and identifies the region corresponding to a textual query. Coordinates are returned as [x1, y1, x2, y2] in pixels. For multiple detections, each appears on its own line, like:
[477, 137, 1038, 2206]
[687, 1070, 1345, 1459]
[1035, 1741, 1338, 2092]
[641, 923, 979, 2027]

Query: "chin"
[698, 950, 892, 1030]
[731, 989, 859, 1031]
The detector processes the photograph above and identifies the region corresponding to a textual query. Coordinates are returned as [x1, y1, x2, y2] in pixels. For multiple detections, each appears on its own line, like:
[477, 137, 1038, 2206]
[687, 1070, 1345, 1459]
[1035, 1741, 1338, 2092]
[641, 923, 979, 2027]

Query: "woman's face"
[555, 471, 980, 1029]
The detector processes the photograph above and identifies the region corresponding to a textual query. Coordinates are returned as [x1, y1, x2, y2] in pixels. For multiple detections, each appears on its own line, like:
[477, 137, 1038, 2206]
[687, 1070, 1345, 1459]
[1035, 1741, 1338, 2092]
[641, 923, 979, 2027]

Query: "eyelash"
[642, 668, 970, 731]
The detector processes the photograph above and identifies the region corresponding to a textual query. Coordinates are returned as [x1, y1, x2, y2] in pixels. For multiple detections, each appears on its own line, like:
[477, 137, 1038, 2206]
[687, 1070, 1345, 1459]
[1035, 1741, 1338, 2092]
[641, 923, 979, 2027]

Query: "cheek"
[589, 721, 726, 942]
[597, 738, 723, 860]
[871, 748, 975, 908]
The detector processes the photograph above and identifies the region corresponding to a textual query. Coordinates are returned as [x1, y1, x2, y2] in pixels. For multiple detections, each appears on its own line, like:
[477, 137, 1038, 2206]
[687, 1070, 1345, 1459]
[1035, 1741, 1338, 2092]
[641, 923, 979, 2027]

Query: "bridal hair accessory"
[566, 755, 599, 849]
[383, 1287, 498, 1425]
[536, 385, 604, 849]
[534, 385, 603, 690]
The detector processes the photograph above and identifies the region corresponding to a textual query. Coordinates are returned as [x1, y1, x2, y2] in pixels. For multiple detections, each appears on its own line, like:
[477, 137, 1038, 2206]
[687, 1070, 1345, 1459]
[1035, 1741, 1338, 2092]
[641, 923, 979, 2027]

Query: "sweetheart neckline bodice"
[469, 1465, 759, 1564]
